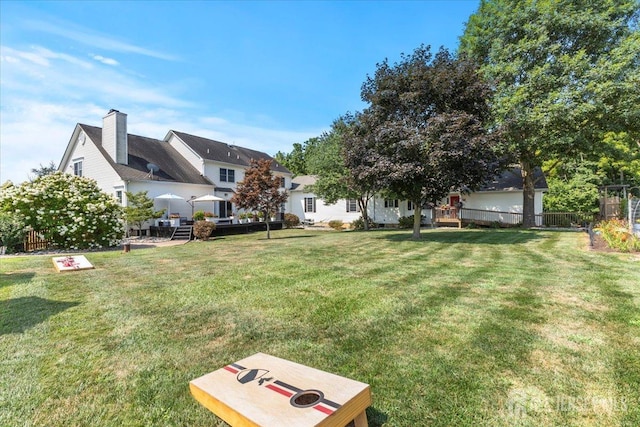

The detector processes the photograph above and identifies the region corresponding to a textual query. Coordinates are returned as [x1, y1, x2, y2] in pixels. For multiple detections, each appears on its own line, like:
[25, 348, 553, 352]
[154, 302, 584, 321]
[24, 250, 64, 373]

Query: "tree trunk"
[265, 211, 271, 239]
[412, 204, 422, 239]
[358, 198, 369, 231]
[521, 161, 536, 228]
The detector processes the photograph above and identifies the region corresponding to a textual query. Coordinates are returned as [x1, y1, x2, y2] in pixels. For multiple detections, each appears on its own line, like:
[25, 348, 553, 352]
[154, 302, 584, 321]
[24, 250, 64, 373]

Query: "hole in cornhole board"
[290, 390, 324, 408]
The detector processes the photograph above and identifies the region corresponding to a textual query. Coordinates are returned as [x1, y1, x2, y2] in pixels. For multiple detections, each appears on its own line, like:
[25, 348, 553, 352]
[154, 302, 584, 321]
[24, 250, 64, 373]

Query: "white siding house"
[59, 110, 546, 231]
[58, 110, 292, 229]
[289, 173, 547, 226]
[289, 176, 363, 224]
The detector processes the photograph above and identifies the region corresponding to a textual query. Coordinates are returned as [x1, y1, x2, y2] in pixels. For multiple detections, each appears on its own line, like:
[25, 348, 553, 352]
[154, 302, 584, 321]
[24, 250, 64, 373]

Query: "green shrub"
[351, 216, 376, 230]
[193, 210, 206, 221]
[284, 213, 300, 228]
[0, 172, 123, 249]
[328, 220, 344, 231]
[0, 212, 26, 254]
[193, 220, 216, 240]
[398, 215, 414, 229]
[595, 219, 640, 252]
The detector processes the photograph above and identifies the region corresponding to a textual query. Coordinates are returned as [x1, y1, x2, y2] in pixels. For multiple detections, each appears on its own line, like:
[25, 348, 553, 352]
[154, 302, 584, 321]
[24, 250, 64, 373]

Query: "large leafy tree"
[274, 143, 307, 176]
[232, 159, 288, 239]
[306, 118, 378, 230]
[460, 0, 640, 226]
[357, 46, 504, 239]
[543, 160, 602, 213]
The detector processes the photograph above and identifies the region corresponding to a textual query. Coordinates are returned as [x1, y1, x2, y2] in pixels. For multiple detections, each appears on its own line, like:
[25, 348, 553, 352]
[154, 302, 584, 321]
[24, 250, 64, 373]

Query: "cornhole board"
[52, 255, 94, 272]
[190, 352, 371, 427]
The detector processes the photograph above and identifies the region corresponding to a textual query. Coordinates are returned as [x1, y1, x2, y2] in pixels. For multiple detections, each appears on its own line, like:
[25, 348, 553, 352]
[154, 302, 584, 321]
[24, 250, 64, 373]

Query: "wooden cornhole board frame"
[52, 255, 94, 272]
[190, 352, 371, 427]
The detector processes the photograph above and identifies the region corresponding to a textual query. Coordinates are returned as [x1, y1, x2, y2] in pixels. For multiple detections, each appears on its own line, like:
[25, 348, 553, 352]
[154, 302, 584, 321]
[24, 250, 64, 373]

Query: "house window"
[346, 199, 359, 212]
[220, 168, 235, 183]
[384, 199, 399, 208]
[279, 176, 286, 188]
[73, 159, 83, 177]
[304, 197, 316, 213]
[407, 201, 414, 211]
[115, 190, 123, 205]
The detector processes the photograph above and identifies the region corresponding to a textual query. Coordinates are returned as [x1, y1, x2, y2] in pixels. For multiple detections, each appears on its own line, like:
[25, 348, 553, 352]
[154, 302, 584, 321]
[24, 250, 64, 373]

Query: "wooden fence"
[24, 230, 51, 252]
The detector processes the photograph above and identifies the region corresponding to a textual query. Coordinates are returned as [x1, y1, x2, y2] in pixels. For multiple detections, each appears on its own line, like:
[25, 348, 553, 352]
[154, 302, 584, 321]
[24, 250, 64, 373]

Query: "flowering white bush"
[0, 172, 124, 249]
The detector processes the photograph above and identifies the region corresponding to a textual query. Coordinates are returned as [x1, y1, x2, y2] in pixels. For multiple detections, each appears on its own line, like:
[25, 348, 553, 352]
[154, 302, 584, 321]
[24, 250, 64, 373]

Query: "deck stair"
[171, 225, 193, 241]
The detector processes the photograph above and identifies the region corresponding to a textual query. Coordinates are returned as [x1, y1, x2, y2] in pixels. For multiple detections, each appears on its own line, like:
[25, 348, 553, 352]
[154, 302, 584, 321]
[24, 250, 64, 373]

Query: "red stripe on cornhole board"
[266, 383, 294, 397]
[313, 404, 334, 415]
[223, 366, 239, 374]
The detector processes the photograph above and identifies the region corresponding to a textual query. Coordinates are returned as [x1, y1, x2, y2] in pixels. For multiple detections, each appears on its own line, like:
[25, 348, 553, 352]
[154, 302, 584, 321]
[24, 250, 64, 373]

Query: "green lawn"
[1, 228, 639, 426]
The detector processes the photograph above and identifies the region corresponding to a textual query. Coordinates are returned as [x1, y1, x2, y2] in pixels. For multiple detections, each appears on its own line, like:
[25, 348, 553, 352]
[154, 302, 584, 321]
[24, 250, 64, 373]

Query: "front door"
[449, 195, 460, 218]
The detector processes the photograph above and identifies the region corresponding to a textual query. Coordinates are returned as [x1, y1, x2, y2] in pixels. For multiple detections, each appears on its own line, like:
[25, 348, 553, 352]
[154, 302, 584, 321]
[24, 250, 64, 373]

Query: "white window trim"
[72, 158, 84, 177]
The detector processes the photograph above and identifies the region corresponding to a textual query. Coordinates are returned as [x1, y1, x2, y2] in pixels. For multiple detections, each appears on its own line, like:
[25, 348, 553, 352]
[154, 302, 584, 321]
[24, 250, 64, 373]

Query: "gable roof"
[170, 130, 291, 174]
[80, 125, 212, 185]
[290, 175, 318, 192]
[479, 167, 548, 192]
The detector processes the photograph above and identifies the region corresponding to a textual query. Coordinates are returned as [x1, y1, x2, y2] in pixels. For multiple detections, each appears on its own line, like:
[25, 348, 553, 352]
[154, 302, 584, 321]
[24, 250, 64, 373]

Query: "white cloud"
[1, 45, 93, 69]
[0, 42, 192, 184]
[91, 54, 119, 66]
[0, 101, 105, 184]
[1, 45, 190, 107]
[0, 38, 318, 185]
[23, 18, 179, 61]
[1, 92, 321, 185]
[0, 101, 322, 185]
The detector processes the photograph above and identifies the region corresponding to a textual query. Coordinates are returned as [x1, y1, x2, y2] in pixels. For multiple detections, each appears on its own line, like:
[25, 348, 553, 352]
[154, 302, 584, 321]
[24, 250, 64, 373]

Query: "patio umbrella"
[192, 194, 225, 216]
[155, 193, 184, 217]
[192, 194, 225, 203]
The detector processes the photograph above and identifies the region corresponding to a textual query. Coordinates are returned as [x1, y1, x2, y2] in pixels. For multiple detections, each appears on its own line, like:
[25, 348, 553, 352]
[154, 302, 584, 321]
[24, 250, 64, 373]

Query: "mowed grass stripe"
[1, 228, 639, 426]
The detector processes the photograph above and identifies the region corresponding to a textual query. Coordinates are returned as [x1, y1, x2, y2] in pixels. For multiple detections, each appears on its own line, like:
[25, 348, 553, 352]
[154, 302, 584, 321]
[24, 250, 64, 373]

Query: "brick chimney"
[102, 109, 128, 164]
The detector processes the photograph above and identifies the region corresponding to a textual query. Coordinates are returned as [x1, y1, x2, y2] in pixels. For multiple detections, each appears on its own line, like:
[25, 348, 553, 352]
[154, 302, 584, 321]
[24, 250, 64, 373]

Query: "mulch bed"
[588, 231, 640, 260]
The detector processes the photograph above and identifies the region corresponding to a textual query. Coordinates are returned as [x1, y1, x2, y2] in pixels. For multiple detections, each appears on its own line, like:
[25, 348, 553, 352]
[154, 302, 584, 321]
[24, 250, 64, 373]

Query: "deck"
[434, 207, 462, 228]
[149, 221, 284, 239]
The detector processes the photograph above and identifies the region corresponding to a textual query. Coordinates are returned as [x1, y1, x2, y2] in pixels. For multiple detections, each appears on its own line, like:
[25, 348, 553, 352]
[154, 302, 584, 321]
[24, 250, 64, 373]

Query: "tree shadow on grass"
[1, 272, 35, 290]
[375, 228, 545, 245]
[258, 235, 319, 240]
[0, 296, 80, 335]
[366, 406, 389, 426]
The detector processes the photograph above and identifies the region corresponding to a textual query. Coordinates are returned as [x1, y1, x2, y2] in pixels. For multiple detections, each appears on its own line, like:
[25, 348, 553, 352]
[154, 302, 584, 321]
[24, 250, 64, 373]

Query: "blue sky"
[1, 0, 479, 184]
